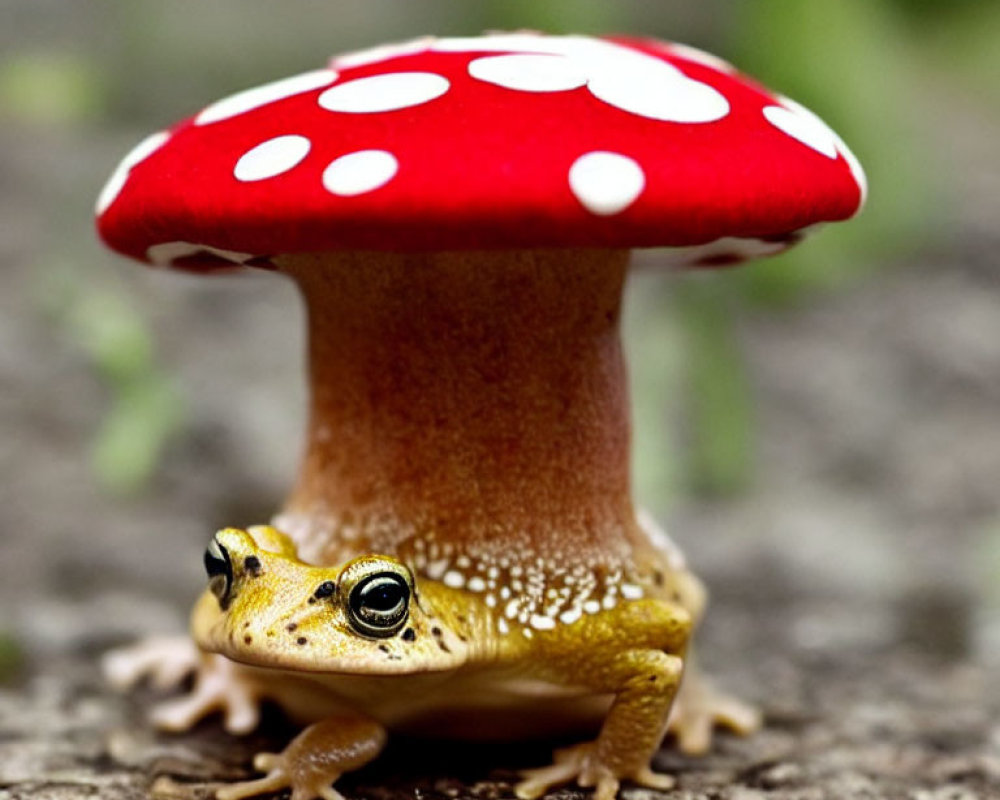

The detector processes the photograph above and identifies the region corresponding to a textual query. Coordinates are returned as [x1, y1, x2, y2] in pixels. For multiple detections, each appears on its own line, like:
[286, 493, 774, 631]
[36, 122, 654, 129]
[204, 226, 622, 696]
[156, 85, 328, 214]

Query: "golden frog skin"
[104, 520, 759, 800]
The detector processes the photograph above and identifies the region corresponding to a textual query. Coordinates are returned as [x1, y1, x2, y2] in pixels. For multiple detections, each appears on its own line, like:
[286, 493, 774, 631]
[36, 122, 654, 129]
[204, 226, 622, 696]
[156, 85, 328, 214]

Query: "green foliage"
[0, 632, 25, 686]
[675, 278, 754, 497]
[0, 51, 106, 125]
[41, 272, 183, 495]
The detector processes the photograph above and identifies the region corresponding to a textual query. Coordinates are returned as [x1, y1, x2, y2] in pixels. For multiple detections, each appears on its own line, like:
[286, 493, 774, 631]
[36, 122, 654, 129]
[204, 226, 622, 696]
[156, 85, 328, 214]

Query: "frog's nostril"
[313, 581, 337, 600]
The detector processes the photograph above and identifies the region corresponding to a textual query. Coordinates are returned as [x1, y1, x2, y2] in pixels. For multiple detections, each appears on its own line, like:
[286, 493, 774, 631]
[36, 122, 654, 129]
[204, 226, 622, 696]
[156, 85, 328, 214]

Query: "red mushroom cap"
[95, 33, 866, 271]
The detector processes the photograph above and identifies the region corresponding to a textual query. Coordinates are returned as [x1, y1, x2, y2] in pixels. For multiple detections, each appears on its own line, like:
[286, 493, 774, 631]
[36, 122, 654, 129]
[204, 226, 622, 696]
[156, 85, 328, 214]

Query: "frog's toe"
[102, 635, 199, 691]
[630, 765, 676, 791]
[215, 752, 345, 800]
[218, 716, 385, 800]
[150, 653, 261, 734]
[667, 674, 761, 755]
[516, 743, 625, 800]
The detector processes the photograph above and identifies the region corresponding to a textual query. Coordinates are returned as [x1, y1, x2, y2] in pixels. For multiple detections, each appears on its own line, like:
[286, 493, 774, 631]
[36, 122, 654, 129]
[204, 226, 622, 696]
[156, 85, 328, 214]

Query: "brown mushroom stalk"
[273, 248, 641, 569]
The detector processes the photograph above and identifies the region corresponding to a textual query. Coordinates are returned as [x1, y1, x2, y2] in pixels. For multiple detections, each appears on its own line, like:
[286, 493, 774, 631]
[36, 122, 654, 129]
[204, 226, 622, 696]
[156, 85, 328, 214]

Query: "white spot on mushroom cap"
[322, 150, 399, 196]
[318, 72, 450, 113]
[568, 151, 645, 216]
[763, 104, 839, 159]
[438, 34, 729, 123]
[589, 67, 729, 123]
[765, 97, 868, 208]
[468, 54, 588, 92]
[95, 130, 170, 215]
[234, 135, 311, 182]
[195, 69, 338, 125]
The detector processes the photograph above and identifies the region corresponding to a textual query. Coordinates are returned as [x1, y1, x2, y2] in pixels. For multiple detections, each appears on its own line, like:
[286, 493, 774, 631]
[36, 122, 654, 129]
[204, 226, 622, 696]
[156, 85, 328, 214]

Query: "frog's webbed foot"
[667, 666, 761, 755]
[217, 716, 386, 800]
[516, 741, 675, 800]
[103, 636, 263, 734]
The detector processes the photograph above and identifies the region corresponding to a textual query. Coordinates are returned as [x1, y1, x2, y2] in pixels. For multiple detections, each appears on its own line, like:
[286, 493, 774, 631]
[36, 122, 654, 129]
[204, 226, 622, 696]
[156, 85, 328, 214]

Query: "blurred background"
[1, 0, 998, 688]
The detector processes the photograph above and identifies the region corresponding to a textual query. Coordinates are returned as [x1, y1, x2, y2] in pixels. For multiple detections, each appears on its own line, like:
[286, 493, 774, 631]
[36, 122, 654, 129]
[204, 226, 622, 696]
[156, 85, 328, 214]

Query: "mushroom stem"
[274, 249, 640, 567]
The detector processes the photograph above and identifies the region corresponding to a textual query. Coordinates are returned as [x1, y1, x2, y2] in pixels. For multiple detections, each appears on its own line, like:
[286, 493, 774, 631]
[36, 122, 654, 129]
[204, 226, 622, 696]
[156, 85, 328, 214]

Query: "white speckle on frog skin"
[196, 69, 338, 125]
[96, 130, 170, 214]
[318, 72, 450, 113]
[425, 558, 449, 580]
[529, 614, 557, 631]
[400, 533, 655, 636]
[568, 151, 645, 216]
[322, 150, 398, 196]
[443, 570, 465, 589]
[559, 607, 583, 625]
[234, 135, 311, 182]
[620, 584, 644, 600]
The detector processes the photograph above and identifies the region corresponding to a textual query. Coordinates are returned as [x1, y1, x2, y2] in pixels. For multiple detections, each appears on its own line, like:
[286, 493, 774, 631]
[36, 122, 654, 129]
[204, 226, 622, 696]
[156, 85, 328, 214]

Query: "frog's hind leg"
[667, 651, 761, 755]
[103, 636, 263, 733]
[657, 565, 761, 753]
[217, 715, 386, 800]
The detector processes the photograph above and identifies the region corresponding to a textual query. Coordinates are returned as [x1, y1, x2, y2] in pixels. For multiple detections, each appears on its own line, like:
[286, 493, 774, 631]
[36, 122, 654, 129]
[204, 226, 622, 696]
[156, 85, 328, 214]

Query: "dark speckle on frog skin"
[402, 628, 416, 642]
[244, 635, 252, 644]
[314, 581, 336, 600]
[244, 556, 262, 576]
[378, 644, 390, 654]
[431, 626, 442, 638]
[297, 637, 308, 646]
[437, 640, 451, 654]
[287, 623, 298, 632]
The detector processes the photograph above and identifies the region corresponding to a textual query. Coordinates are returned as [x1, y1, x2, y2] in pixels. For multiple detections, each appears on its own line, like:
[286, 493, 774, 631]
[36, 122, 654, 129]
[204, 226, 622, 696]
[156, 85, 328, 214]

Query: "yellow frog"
[109, 517, 757, 800]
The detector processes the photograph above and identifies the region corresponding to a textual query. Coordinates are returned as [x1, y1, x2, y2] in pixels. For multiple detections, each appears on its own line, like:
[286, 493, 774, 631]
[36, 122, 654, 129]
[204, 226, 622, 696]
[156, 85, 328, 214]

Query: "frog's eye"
[204, 537, 233, 608]
[346, 570, 411, 639]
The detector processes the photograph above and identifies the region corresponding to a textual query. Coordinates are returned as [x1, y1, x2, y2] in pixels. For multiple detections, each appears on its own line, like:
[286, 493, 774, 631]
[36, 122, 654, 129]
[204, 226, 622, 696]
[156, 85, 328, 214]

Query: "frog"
[106, 515, 758, 800]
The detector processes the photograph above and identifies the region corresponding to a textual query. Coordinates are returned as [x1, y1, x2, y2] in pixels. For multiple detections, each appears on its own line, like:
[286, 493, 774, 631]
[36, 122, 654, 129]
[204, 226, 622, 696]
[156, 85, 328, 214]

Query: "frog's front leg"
[217, 714, 386, 800]
[516, 649, 684, 800]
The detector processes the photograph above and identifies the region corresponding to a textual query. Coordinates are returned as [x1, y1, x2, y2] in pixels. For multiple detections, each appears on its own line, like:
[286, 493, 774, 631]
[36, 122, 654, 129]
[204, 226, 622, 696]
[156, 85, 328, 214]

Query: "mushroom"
[95, 33, 865, 572]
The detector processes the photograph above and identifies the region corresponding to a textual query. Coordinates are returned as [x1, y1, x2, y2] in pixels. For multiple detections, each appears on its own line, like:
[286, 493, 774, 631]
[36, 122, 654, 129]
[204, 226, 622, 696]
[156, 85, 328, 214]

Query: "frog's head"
[191, 526, 469, 674]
